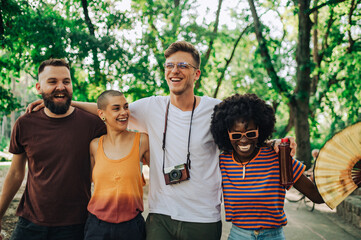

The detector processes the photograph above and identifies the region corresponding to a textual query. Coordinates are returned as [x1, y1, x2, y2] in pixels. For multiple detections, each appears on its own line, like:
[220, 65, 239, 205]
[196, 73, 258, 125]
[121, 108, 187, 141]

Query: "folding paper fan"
[314, 122, 361, 209]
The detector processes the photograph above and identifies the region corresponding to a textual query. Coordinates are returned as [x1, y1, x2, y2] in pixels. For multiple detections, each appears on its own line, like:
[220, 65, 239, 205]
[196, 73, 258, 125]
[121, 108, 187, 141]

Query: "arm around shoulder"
[128, 98, 151, 133]
[72, 101, 98, 116]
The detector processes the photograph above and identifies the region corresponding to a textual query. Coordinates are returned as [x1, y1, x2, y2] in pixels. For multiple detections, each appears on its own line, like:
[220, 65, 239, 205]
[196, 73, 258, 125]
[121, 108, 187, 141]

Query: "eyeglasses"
[228, 128, 259, 140]
[164, 62, 198, 70]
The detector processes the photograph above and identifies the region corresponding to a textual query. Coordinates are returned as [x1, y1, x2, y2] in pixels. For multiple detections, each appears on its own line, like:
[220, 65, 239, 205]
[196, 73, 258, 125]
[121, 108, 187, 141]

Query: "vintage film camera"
[164, 163, 190, 185]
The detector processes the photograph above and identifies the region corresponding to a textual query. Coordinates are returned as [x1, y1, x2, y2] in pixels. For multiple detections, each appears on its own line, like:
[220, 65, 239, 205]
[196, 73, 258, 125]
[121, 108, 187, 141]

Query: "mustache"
[50, 90, 71, 97]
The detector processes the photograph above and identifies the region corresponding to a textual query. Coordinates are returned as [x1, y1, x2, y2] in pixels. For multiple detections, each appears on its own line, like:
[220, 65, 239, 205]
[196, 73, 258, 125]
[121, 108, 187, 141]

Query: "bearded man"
[0, 59, 106, 240]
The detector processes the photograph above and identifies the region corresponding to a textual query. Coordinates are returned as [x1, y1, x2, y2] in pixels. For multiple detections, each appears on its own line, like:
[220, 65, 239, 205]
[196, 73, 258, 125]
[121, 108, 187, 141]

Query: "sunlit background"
[1, 0, 360, 168]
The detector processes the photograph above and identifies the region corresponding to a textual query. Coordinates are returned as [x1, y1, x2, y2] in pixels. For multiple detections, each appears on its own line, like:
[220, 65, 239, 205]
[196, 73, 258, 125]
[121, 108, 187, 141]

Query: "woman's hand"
[272, 136, 297, 157]
[26, 99, 44, 113]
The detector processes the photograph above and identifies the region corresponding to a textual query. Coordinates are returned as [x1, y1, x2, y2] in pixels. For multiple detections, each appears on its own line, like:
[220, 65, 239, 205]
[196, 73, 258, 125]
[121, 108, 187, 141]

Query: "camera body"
[164, 163, 190, 185]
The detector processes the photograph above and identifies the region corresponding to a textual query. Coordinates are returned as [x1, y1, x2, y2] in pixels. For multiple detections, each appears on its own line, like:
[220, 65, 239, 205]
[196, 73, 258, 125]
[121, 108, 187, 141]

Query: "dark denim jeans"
[84, 213, 145, 240]
[145, 213, 222, 240]
[10, 217, 85, 240]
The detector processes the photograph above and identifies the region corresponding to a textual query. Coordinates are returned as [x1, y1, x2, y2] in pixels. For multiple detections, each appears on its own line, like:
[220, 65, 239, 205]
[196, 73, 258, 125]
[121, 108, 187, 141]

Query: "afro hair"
[210, 93, 276, 152]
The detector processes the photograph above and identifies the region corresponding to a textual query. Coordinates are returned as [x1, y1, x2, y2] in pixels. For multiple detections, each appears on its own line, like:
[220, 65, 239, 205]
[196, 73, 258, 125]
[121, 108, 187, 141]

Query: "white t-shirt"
[129, 96, 222, 223]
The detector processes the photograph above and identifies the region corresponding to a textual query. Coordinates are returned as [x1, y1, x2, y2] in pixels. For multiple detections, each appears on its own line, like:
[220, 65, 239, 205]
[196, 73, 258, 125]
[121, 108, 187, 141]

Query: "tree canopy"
[1, 0, 360, 166]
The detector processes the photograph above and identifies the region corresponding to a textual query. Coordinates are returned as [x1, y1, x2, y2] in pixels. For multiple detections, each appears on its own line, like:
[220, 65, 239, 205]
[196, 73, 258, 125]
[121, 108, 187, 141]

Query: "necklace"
[233, 152, 252, 179]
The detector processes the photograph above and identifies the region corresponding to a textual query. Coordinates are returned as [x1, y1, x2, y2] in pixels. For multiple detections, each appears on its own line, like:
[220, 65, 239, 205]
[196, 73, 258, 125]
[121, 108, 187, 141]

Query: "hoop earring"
[101, 117, 106, 122]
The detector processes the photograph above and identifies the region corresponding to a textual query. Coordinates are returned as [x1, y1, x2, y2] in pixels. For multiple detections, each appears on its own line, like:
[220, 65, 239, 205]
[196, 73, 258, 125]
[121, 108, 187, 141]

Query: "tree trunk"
[294, 0, 312, 168]
[247, 0, 313, 167]
[311, 0, 319, 94]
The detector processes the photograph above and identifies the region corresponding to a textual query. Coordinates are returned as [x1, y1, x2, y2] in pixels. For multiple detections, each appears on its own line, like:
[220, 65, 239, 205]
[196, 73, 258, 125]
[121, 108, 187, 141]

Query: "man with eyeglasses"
[129, 41, 224, 239]
[26, 41, 296, 240]
[127, 41, 296, 239]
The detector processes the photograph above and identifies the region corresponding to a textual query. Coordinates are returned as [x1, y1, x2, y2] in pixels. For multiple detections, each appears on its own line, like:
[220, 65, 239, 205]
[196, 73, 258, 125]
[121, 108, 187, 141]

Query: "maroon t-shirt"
[9, 108, 106, 226]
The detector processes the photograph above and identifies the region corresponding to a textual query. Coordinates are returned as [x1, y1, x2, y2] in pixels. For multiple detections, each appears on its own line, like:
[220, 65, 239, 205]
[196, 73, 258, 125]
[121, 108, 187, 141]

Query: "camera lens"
[169, 169, 182, 181]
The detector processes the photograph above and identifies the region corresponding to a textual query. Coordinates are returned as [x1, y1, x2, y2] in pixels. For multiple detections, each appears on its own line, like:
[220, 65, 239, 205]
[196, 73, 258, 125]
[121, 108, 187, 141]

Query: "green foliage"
[0, 0, 360, 155]
[0, 136, 10, 152]
[308, 2, 361, 148]
[0, 86, 21, 114]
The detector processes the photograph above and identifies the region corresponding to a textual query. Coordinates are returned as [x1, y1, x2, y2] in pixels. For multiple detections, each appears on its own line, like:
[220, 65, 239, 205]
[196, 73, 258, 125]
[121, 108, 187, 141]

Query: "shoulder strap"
[136, 132, 143, 174]
[96, 135, 104, 154]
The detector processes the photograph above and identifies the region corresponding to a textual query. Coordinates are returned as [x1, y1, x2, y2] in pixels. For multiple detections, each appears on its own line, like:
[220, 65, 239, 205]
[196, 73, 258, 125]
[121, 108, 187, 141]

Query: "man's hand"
[273, 136, 297, 157]
[25, 99, 44, 113]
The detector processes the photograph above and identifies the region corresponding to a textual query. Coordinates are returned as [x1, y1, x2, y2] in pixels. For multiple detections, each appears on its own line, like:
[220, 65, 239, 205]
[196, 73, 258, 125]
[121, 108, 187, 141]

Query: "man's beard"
[42, 90, 72, 114]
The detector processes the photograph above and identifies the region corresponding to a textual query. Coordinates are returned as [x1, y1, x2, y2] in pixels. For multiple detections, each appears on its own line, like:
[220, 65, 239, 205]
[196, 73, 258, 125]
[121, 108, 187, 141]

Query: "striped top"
[220, 147, 305, 230]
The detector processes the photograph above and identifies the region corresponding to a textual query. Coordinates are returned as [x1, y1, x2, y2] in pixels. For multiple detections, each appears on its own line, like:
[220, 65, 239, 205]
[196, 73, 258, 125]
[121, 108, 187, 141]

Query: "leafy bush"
[0, 137, 10, 152]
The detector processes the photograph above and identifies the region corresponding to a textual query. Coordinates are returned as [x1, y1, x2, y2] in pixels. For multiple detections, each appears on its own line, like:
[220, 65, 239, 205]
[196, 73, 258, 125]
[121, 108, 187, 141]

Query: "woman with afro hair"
[211, 93, 323, 240]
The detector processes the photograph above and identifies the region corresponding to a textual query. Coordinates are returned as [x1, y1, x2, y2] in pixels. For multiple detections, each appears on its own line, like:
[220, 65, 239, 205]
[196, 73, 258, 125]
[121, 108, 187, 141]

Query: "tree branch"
[174, 0, 180, 8]
[213, 24, 252, 98]
[24, 69, 37, 80]
[321, 9, 335, 55]
[313, 0, 357, 113]
[81, 0, 101, 84]
[311, 0, 319, 95]
[311, 9, 336, 97]
[202, 0, 222, 66]
[81, 0, 95, 36]
[347, 0, 356, 53]
[196, 0, 223, 90]
[307, 0, 346, 14]
[247, 0, 291, 98]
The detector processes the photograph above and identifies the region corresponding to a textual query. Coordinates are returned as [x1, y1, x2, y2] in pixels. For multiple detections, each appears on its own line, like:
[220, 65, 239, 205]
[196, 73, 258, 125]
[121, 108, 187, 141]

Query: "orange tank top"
[87, 132, 144, 223]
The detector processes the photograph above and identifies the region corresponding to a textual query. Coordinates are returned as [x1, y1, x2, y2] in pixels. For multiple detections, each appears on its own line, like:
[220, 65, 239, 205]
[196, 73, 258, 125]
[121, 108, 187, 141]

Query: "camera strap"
[162, 96, 196, 174]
